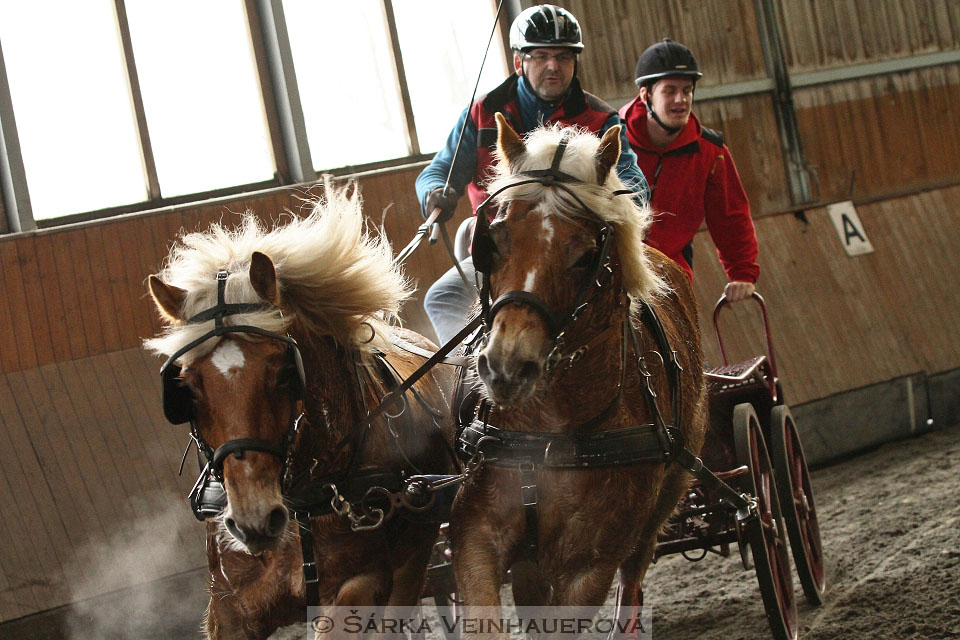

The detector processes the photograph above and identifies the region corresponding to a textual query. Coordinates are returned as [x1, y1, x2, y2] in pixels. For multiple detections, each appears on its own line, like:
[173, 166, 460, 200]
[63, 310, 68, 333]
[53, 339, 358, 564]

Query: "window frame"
[0, 0, 507, 231]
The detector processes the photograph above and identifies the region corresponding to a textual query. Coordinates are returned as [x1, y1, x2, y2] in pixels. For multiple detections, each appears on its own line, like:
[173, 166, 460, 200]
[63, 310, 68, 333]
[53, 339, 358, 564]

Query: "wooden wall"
[793, 64, 960, 203]
[777, 0, 960, 71]
[691, 184, 960, 403]
[0, 164, 471, 621]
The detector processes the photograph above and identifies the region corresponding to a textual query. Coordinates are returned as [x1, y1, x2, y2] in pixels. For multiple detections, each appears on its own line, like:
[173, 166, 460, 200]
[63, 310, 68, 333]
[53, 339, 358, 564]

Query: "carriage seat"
[704, 355, 771, 397]
[454, 217, 476, 262]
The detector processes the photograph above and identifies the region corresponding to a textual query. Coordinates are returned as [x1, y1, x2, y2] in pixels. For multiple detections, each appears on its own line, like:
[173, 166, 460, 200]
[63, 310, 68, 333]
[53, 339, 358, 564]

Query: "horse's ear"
[249, 251, 280, 306]
[596, 124, 622, 185]
[495, 112, 525, 168]
[148, 275, 188, 324]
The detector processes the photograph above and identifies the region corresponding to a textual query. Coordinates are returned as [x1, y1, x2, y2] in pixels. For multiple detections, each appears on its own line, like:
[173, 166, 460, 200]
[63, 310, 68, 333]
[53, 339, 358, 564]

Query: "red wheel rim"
[785, 418, 826, 591]
[749, 424, 796, 633]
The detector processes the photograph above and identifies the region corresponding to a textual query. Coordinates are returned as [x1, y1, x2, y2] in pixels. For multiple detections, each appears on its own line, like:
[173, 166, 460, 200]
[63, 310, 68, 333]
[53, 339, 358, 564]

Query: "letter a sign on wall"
[827, 201, 874, 256]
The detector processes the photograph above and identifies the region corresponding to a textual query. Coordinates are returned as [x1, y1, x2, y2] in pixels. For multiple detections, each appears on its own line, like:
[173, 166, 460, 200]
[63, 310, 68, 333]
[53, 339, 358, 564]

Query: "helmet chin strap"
[645, 95, 682, 136]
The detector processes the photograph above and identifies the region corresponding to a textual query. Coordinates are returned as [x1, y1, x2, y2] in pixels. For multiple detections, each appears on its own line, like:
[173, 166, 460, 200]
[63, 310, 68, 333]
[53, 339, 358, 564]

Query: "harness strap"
[550, 133, 570, 173]
[636, 297, 682, 427]
[295, 511, 320, 607]
[391, 335, 473, 368]
[459, 421, 671, 467]
[364, 317, 482, 428]
[489, 291, 564, 337]
[212, 438, 285, 472]
[671, 442, 752, 512]
[520, 462, 538, 563]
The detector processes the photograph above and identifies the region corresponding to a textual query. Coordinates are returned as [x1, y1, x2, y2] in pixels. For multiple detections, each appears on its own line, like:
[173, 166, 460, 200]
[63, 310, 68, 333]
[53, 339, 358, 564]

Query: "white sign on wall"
[827, 200, 874, 256]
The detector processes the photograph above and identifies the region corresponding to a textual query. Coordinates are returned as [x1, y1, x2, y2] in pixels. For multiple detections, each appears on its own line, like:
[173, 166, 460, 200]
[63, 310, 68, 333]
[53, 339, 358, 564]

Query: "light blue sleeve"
[415, 107, 479, 216]
[600, 113, 650, 206]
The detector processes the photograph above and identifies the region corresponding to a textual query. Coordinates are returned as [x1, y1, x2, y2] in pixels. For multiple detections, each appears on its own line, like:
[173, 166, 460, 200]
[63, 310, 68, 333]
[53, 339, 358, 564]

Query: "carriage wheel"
[733, 403, 798, 640]
[770, 404, 826, 605]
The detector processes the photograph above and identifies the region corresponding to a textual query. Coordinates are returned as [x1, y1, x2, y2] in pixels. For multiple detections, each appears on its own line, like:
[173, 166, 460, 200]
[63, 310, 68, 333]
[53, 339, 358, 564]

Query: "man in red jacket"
[619, 39, 760, 301]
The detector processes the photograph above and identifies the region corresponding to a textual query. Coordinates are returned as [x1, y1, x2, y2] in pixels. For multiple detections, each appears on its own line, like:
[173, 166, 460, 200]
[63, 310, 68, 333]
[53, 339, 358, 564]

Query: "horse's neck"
[297, 334, 366, 461]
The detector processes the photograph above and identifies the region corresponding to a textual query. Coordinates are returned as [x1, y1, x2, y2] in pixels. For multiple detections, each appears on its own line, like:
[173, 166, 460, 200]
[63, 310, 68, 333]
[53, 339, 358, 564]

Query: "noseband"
[472, 133, 628, 369]
[158, 271, 306, 517]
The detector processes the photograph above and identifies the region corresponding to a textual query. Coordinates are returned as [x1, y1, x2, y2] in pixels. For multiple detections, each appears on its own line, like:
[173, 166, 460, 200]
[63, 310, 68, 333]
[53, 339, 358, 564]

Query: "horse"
[145, 180, 457, 639]
[449, 114, 708, 620]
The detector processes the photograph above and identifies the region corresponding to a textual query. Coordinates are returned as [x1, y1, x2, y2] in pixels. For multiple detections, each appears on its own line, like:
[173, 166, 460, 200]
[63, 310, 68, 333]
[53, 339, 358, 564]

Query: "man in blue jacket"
[415, 4, 649, 345]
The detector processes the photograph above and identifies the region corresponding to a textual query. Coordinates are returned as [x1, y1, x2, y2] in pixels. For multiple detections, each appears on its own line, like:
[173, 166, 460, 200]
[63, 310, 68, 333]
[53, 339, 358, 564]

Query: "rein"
[457, 141, 760, 565]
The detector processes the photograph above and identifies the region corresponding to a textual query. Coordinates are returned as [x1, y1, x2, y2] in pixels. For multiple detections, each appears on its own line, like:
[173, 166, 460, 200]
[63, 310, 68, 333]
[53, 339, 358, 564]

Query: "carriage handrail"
[712, 291, 779, 400]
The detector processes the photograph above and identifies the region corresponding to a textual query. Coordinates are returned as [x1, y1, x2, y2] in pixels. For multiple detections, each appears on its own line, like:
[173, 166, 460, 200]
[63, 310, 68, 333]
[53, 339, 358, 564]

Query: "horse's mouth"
[481, 377, 539, 409]
[236, 532, 284, 555]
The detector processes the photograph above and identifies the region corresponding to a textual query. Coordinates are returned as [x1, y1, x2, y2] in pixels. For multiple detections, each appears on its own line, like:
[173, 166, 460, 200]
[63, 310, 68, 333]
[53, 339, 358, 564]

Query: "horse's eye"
[275, 366, 300, 390]
[571, 249, 597, 270]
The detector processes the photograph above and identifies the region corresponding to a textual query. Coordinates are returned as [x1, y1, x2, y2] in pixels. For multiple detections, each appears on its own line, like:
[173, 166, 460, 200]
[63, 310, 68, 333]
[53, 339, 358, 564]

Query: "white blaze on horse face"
[522, 214, 555, 291]
[211, 340, 246, 378]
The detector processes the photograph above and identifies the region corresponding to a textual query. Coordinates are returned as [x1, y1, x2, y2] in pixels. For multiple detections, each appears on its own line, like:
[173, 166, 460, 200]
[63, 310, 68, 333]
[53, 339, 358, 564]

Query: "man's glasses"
[521, 51, 577, 65]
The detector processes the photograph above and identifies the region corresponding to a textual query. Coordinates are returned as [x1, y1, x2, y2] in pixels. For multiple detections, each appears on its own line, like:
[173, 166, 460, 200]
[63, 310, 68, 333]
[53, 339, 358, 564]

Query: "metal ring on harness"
[380, 391, 407, 419]
[357, 321, 377, 344]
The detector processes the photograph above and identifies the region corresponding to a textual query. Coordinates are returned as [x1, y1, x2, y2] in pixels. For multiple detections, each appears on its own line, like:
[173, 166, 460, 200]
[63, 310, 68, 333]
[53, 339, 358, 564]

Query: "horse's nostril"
[225, 517, 246, 542]
[266, 507, 288, 537]
[518, 360, 541, 383]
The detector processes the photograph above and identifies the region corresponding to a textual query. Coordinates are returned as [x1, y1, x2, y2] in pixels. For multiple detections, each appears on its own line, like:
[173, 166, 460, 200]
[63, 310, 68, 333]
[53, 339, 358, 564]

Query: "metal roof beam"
[0, 38, 34, 233]
[249, 0, 316, 184]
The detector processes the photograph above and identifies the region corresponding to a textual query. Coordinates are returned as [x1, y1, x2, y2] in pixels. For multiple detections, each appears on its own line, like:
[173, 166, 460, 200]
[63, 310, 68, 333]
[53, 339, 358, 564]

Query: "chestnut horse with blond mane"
[449, 115, 708, 618]
[145, 182, 456, 639]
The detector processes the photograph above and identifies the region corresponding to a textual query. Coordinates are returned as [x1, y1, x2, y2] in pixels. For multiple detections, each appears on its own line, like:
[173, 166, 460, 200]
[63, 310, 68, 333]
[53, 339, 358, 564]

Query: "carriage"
[420, 292, 826, 640]
[650, 291, 826, 640]
[146, 121, 825, 640]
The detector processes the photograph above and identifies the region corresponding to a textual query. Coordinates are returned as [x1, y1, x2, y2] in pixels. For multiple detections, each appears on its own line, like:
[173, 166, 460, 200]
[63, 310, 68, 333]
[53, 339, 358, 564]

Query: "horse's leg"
[613, 466, 695, 638]
[451, 528, 511, 640]
[205, 591, 254, 640]
[550, 562, 619, 628]
[614, 547, 651, 640]
[387, 523, 438, 607]
[510, 560, 551, 606]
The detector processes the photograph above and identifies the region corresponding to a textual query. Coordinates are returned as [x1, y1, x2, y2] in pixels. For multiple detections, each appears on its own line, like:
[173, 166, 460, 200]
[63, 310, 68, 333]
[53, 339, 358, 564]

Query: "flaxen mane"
[144, 179, 411, 363]
[487, 124, 667, 304]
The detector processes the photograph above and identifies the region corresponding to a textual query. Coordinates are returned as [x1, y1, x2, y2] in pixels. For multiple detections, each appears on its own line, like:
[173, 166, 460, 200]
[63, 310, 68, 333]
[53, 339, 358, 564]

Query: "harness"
[456, 135, 757, 564]
[158, 271, 477, 607]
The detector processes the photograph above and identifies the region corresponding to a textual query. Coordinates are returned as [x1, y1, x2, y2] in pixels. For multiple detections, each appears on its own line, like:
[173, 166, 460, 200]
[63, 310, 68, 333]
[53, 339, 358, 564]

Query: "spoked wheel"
[734, 403, 798, 640]
[771, 404, 826, 605]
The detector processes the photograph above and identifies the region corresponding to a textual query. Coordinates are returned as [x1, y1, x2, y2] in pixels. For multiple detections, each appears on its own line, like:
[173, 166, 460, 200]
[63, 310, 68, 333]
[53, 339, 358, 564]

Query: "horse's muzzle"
[224, 504, 289, 553]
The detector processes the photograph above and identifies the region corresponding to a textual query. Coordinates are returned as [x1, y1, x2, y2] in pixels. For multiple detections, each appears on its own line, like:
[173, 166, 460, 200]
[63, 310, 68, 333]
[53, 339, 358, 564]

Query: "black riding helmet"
[634, 38, 703, 88]
[509, 4, 584, 52]
[634, 38, 703, 134]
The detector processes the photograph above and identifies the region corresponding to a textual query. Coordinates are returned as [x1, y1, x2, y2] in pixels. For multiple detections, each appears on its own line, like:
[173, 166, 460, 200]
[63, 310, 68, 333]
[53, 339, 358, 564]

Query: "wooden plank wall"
[777, 0, 960, 71]
[565, 0, 769, 98]
[0, 164, 471, 620]
[794, 65, 960, 203]
[691, 185, 960, 403]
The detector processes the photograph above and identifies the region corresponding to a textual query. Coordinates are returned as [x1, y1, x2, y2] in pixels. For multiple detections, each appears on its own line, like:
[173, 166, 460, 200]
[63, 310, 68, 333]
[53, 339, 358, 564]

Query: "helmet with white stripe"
[509, 5, 584, 53]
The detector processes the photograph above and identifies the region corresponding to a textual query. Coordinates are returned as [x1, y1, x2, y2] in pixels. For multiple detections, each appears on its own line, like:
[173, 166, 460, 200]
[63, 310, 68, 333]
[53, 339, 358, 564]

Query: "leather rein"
[452, 137, 758, 563]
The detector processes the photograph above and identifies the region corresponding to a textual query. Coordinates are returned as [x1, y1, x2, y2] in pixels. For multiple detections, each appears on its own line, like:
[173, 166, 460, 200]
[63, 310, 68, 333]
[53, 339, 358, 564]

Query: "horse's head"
[473, 114, 662, 407]
[149, 252, 300, 554]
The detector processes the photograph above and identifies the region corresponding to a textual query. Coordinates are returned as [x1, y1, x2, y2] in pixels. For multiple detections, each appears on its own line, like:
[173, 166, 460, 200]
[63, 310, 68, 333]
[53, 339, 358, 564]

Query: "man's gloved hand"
[425, 186, 459, 223]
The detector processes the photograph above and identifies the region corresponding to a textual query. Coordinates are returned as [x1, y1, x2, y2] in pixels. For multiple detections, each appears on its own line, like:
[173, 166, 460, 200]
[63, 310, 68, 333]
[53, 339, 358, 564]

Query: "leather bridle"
[471, 132, 631, 371]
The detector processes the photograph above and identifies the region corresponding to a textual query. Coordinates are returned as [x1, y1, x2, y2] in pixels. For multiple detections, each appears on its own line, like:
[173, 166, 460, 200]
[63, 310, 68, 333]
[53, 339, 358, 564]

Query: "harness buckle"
[519, 461, 537, 506]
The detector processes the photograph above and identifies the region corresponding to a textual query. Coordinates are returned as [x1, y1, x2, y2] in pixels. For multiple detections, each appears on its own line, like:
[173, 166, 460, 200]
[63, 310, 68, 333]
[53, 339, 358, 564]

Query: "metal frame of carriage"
[650, 291, 826, 640]
[421, 292, 826, 640]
